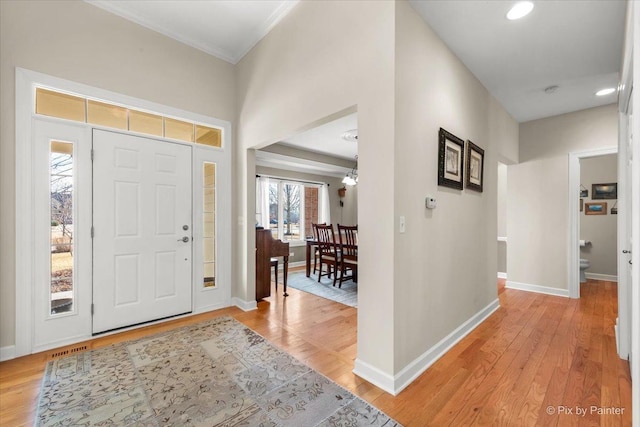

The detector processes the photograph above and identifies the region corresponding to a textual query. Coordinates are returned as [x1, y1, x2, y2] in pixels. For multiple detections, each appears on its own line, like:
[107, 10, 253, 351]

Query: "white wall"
[237, 0, 519, 386]
[393, 1, 518, 370]
[236, 0, 397, 376]
[0, 0, 236, 348]
[508, 104, 618, 291]
[580, 154, 618, 276]
[497, 163, 508, 273]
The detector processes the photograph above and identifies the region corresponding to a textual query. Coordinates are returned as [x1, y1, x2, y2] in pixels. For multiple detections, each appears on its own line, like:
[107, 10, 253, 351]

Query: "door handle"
[178, 236, 190, 243]
[623, 249, 632, 254]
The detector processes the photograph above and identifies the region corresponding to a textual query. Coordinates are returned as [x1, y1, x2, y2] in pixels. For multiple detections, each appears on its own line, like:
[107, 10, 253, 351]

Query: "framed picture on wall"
[580, 198, 583, 212]
[465, 140, 485, 192]
[438, 128, 465, 190]
[585, 202, 607, 215]
[592, 183, 617, 199]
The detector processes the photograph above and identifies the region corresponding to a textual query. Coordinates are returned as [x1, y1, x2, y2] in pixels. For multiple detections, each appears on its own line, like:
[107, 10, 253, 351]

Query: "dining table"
[305, 238, 358, 282]
[305, 239, 318, 277]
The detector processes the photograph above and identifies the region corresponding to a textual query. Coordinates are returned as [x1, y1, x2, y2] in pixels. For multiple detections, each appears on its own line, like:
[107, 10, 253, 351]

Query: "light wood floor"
[0, 278, 632, 426]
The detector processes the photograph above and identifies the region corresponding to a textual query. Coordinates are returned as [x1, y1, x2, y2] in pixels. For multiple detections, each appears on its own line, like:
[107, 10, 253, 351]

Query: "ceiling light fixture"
[342, 155, 358, 186]
[341, 129, 358, 142]
[507, 1, 534, 20]
[595, 88, 616, 96]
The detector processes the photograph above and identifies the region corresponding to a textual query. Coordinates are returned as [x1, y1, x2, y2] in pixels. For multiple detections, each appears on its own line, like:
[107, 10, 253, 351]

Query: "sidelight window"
[203, 162, 216, 287]
[50, 141, 74, 314]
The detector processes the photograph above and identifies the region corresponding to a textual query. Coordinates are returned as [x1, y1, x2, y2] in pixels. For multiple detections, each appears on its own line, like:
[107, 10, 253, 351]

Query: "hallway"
[0, 279, 632, 426]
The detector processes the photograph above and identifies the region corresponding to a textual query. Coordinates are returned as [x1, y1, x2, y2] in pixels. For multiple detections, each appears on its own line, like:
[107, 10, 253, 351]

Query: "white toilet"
[579, 258, 591, 283]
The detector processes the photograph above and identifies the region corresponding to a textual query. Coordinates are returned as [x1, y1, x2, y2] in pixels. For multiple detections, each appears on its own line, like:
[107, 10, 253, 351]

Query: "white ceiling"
[279, 113, 358, 160]
[87, 0, 627, 156]
[410, 0, 626, 122]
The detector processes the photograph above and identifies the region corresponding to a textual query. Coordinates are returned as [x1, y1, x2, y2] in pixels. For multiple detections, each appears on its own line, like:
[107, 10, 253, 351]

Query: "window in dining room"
[257, 176, 328, 244]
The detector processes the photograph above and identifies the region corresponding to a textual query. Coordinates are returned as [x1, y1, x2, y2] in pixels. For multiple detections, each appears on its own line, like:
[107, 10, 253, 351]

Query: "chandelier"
[342, 155, 358, 186]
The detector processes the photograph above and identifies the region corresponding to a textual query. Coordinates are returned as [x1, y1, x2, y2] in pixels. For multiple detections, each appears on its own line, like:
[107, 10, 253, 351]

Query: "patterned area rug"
[36, 316, 398, 426]
[286, 271, 357, 307]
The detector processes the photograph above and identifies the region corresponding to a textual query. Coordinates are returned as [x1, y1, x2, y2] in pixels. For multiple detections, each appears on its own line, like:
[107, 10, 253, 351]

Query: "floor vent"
[49, 345, 88, 359]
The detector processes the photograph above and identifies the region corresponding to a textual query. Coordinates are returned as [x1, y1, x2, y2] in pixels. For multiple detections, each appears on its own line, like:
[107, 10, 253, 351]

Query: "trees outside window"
[267, 181, 319, 243]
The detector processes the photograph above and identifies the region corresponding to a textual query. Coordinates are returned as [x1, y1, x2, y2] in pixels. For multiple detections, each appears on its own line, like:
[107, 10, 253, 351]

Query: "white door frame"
[14, 68, 232, 358]
[567, 146, 617, 300]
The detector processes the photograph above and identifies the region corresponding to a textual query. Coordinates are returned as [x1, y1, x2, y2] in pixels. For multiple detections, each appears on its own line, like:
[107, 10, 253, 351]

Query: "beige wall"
[255, 165, 358, 263]
[236, 0, 397, 374]
[580, 154, 618, 276]
[0, 0, 236, 348]
[393, 1, 517, 370]
[508, 104, 618, 290]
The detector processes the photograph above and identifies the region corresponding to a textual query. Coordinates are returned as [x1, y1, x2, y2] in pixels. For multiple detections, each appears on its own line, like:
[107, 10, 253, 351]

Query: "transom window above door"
[35, 88, 223, 147]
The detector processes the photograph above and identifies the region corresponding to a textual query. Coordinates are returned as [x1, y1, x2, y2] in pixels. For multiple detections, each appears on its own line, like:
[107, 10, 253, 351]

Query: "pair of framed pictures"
[437, 128, 484, 192]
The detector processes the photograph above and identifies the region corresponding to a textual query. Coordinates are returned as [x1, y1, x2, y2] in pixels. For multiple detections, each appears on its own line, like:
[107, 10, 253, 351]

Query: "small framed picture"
[438, 128, 465, 190]
[580, 198, 583, 212]
[465, 140, 484, 192]
[592, 183, 617, 199]
[585, 202, 607, 215]
[580, 189, 588, 198]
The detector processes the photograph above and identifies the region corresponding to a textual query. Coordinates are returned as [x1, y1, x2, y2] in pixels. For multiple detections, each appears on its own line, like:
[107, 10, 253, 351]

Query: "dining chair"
[337, 224, 358, 288]
[315, 224, 339, 284]
[311, 222, 326, 274]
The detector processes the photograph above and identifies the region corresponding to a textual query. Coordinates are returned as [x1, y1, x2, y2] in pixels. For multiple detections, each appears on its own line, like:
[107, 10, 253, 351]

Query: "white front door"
[92, 129, 193, 334]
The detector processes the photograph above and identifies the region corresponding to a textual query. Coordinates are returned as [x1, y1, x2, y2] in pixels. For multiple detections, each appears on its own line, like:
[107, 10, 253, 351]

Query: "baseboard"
[353, 299, 501, 396]
[353, 358, 396, 396]
[497, 272, 507, 279]
[288, 261, 307, 269]
[615, 318, 620, 356]
[232, 297, 257, 311]
[391, 298, 501, 395]
[0, 345, 16, 361]
[194, 302, 230, 314]
[506, 280, 569, 298]
[585, 273, 618, 282]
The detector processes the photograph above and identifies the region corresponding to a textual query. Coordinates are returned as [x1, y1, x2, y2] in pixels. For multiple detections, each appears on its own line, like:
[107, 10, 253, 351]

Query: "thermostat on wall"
[426, 196, 436, 209]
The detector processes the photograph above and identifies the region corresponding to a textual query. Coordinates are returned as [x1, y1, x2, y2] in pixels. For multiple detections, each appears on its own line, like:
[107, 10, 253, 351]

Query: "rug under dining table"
[285, 271, 358, 307]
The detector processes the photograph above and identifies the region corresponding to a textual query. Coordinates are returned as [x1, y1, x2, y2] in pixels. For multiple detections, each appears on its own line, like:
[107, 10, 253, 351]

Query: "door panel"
[93, 129, 192, 334]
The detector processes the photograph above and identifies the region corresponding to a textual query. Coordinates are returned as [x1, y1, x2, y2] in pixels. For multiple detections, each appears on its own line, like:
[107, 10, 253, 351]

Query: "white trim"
[352, 359, 396, 396]
[390, 298, 501, 396]
[256, 150, 352, 178]
[568, 146, 617, 299]
[15, 68, 233, 357]
[232, 297, 258, 312]
[15, 69, 34, 357]
[585, 273, 618, 282]
[615, 318, 620, 356]
[497, 236, 507, 242]
[0, 346, 16, 362]
[506, 280, 570, 298]
[497, 272, 508, 279]
[86, 1, 299, 65]
[353, 299, 501, 396]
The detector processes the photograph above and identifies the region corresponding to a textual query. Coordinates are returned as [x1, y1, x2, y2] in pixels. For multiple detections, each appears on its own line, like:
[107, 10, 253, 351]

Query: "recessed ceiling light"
[595, 88, 616, 96]
[507, 1, 534, 20]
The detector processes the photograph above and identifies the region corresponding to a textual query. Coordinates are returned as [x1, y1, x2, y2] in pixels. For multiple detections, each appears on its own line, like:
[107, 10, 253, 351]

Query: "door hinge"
[91, 226, 94, 238]
[91, 303, 94, 315]
[91, 149, 94, 161]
